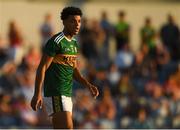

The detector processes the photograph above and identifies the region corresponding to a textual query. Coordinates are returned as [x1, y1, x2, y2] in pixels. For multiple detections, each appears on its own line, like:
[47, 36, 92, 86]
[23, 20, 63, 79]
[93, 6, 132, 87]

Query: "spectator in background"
[15, 94, 39, 127]
[140, 17, 156, 57]
[0, 61, 20, 93]
[73, 89, 98, 129]
[8, 20, 24, 65]
[160, 14, 180, 61]
[100, 11, 113, 64]
[130, 44, 153, 95]
[172, 114, 180, 128]
[40, 13, 54, 50]
[115, 44, 134, 70]
[8, 20, 23, 48]
[155, 43, 175, 84]
[165, 71, 180, 101]
[96, 86, 116, 129]
[107, 63, 121, 95]
[117, 72, 134, 97]
[131, 108, 153, 129]
[115, 10, 130, 51]
[79, 18, 98, 65]
[23, 46, 41, 71]
[0, 35, 9, 66]
[93, 68, 108, 98]
[0, 93, 20, 128]
[90, 19, 107, 69]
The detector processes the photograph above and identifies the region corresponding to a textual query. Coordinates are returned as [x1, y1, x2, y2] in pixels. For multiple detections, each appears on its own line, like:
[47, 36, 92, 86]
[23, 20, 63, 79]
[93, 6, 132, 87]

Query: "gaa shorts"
[43, 95, 73, 116]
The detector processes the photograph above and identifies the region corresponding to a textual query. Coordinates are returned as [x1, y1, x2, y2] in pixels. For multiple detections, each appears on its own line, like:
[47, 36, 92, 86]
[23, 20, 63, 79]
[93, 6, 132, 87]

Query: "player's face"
[64, 15, 81, 35]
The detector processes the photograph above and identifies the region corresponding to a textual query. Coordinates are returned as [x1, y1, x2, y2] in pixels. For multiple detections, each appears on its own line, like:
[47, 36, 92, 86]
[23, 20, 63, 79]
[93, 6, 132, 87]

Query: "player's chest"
[58, 43, 78, 55]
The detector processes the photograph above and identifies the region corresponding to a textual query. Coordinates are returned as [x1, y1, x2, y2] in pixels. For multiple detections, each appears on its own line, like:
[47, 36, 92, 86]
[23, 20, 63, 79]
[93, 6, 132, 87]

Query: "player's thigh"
[52, 111, 73, 129]
[44, 95, 73, 116]
[43, 95, 73, 129]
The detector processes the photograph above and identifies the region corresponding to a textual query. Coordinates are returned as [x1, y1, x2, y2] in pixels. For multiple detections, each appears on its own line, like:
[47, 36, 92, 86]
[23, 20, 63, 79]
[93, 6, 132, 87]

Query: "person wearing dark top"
[160, 14, 180, 61]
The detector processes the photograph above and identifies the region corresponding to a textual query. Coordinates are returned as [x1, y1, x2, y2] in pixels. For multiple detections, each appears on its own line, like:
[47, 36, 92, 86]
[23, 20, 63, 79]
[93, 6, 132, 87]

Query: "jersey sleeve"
[43, 39, 57, 57]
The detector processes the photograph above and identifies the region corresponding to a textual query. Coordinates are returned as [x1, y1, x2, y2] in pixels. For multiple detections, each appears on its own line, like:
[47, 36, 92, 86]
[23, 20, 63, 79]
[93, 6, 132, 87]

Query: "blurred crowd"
[0, 10, 180, 129]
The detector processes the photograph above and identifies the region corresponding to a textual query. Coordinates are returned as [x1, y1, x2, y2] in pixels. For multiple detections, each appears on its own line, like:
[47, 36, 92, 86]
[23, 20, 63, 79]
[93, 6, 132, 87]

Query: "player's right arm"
[31, 54, 54, 111]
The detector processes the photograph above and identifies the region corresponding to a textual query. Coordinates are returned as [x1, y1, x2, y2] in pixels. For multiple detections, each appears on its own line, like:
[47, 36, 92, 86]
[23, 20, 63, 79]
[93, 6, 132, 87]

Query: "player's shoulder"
[46, 32, 63, 44]
[71, 38, 79, 47]
[72, 37, 77, 42]
[51, 32, 65, 44]
[50, 32, 78, 45]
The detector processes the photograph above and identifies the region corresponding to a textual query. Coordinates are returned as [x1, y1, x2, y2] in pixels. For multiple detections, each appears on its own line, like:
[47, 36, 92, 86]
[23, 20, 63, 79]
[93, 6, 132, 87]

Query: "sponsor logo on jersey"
[53, 54, 77, 68]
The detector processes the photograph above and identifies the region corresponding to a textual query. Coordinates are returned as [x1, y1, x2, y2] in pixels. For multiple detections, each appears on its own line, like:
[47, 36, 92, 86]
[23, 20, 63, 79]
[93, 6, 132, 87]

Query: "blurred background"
[0, 0, 180, 129]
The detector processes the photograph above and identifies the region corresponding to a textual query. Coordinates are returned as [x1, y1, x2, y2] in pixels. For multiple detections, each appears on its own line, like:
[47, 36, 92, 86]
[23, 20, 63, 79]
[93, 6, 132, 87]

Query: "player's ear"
[62, 19, 68, 26]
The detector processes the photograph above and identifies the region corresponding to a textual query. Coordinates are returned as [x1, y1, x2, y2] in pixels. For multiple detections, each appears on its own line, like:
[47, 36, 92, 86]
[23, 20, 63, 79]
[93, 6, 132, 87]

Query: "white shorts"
[43, 95, 73, 116]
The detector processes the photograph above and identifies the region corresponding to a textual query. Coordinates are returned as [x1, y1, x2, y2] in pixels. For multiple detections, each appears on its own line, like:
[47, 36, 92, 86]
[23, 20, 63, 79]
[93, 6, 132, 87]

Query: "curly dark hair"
[61, 6, 82, 20]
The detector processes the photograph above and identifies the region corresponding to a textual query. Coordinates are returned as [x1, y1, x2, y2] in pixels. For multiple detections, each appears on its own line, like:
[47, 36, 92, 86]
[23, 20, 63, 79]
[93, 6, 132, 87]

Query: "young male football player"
[31, 6, 99, 129]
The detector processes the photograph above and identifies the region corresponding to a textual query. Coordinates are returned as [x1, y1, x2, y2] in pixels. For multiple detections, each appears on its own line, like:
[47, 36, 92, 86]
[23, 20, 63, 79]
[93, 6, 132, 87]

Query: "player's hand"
[89, 85, 99, 99]
[31, 95, 43, 111]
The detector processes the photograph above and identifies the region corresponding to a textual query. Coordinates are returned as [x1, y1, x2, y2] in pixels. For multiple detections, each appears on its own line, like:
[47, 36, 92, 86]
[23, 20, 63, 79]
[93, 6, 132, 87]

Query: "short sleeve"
[43, 39, 57, 57]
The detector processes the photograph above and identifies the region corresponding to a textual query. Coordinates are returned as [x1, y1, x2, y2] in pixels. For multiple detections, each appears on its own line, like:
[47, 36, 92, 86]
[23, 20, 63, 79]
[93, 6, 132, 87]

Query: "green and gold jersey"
[43, 32, 78, 97]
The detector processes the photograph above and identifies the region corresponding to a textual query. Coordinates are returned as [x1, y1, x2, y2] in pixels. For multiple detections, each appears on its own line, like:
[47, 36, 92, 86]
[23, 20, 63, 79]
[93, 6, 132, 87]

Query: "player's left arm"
[73, 68, 99, 99]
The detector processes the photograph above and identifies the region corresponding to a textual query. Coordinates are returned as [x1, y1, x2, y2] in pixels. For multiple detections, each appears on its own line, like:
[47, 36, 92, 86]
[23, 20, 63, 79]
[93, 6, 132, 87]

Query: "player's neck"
[62, 29, 73, 40]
